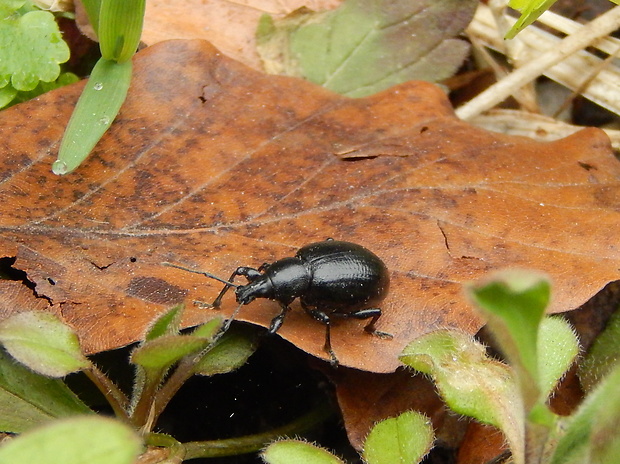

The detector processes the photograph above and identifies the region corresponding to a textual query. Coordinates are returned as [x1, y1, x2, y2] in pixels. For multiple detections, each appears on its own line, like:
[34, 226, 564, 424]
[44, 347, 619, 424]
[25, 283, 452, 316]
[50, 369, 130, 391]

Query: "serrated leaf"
[261, 439, 344, 464]
[0, 311, 90, 377]
[0, 7, 69, 91]
[131, 334, 209, 371]
[0, 349, 92, 433]
[400, 330, 525, 464]
[193, 326, 257, 376]
[363, 411, 434, 464]
[257, 0, 477, 97]
[0, 416, 142, 464]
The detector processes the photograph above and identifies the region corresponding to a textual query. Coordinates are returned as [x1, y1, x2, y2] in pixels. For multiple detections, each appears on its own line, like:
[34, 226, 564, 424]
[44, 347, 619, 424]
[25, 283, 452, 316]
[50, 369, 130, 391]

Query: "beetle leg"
[268, 303, 292, 334]
[257, 262, 271, 272]
[301, 302, 338, 366]
[347, 308, 393, 339]
[212, 266, 262, 307]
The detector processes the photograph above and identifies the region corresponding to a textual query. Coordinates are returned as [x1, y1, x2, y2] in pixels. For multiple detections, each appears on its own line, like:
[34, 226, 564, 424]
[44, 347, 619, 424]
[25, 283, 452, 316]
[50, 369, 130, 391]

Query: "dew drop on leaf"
[93, 82, 103, 90]
[51, 160, 68, 175]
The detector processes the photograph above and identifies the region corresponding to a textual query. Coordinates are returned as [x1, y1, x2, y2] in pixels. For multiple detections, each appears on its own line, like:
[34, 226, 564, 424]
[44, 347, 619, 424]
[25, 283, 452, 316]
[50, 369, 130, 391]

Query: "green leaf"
[0, 311, 90, 377]
[144, 304, 184, 341]
[0, 5, 70, 91]
[550, 362, 620, 464]
[0, 349, 92, 433]
[537, 316, 579, 399]
[363, 411, 434, 464]
[400, 330, 525, 464]
[190, 316, 224, 339]
[7, 72, 78, 108]
[577, 308, 620, 393]
[256, 0, 477, 97]
[193, 326, 257, 376]
[467, 269, 550, 410]
[53, 57, 132, 174]
[506, 0, 559, 39]
[261, 439, 344, 464]
[99, 0, 145, 63]
[80, 0, 102, 37]
[131, 335, 210, 371]
[0, 416, 142, 464]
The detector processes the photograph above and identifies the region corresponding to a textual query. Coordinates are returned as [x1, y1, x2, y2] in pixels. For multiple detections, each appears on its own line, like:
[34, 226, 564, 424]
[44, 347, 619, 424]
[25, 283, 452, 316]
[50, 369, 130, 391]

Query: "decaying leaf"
[257, 0, 477, 97]
[0, 40, 618, 373]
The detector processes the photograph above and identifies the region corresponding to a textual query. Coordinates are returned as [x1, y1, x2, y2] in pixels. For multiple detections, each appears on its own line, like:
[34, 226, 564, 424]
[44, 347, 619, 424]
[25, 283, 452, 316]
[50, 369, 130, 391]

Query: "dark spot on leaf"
[578, 161, 597, 171]
[127, 276, 187, 305]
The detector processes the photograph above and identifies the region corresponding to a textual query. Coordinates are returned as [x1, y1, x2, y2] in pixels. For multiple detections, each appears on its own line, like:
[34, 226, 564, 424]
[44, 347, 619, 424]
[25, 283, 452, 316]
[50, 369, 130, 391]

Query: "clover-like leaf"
[0, 3, 70, 92]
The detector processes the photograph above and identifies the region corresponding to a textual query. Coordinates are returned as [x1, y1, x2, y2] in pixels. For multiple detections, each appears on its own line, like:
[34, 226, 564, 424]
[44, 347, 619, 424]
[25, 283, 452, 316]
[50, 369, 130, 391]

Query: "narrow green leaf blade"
[506, 0, 559, 39]
[0, 312, 90, 377]
[261, 439, 344, 464]
[53, 58, 132, 174]
[363, 411, 434, 464]
[0, 349, 92, 433]
[0, 416, 142, 464]
[99, 0, 145, 63]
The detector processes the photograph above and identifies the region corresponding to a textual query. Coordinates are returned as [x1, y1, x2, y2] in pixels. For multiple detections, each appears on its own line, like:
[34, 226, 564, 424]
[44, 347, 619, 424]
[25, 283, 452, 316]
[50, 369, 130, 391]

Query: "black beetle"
[164, 239, 391, 365]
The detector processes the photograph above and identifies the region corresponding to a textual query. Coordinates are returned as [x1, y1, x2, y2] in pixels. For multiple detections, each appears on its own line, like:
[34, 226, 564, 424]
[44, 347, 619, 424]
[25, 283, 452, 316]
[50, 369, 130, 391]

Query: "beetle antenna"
[221, 301, 244, 332]
[162, 262, 239, 288]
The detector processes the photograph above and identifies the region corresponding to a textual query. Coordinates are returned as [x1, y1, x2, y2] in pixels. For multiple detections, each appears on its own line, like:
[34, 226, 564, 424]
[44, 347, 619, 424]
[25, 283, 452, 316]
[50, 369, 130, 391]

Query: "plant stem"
[84, 364, 130, 422]
[182, 401, 335, 459]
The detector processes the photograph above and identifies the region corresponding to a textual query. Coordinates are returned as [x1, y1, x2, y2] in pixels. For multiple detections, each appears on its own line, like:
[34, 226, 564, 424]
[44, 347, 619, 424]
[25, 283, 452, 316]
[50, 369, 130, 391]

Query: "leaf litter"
[0, 40, 618, 373]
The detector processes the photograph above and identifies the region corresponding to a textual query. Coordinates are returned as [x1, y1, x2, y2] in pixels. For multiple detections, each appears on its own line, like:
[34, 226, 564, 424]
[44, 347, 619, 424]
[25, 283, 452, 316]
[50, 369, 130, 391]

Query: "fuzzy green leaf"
[193, 326, 257, 376]
[0, 4, 70, 92]
[54, 57, 132, 174]
[261, 439, 344, 464]
[577, 308, 620, 393]
[257, 0, 476, 97]
[144, 304, 184, 341]
[0, 416, 142, 464]
[131, 335, 210, 371]
[550, 362, 620, 464]
[0, 349, 92, 433]
[400, 330, 525, 464]
[363, 411, 434, 464]
[7, 72, 78, 108]
[467, 269, 550, 410]
[0, 312, 90, 377]
[537, 316, 579, 399]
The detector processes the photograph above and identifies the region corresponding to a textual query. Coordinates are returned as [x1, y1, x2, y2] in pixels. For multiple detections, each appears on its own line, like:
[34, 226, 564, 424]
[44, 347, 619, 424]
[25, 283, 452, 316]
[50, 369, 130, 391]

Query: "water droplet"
[93, 82, 103, 90]
[52, 160, 69, 175]
[99, 116, 110, 125]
